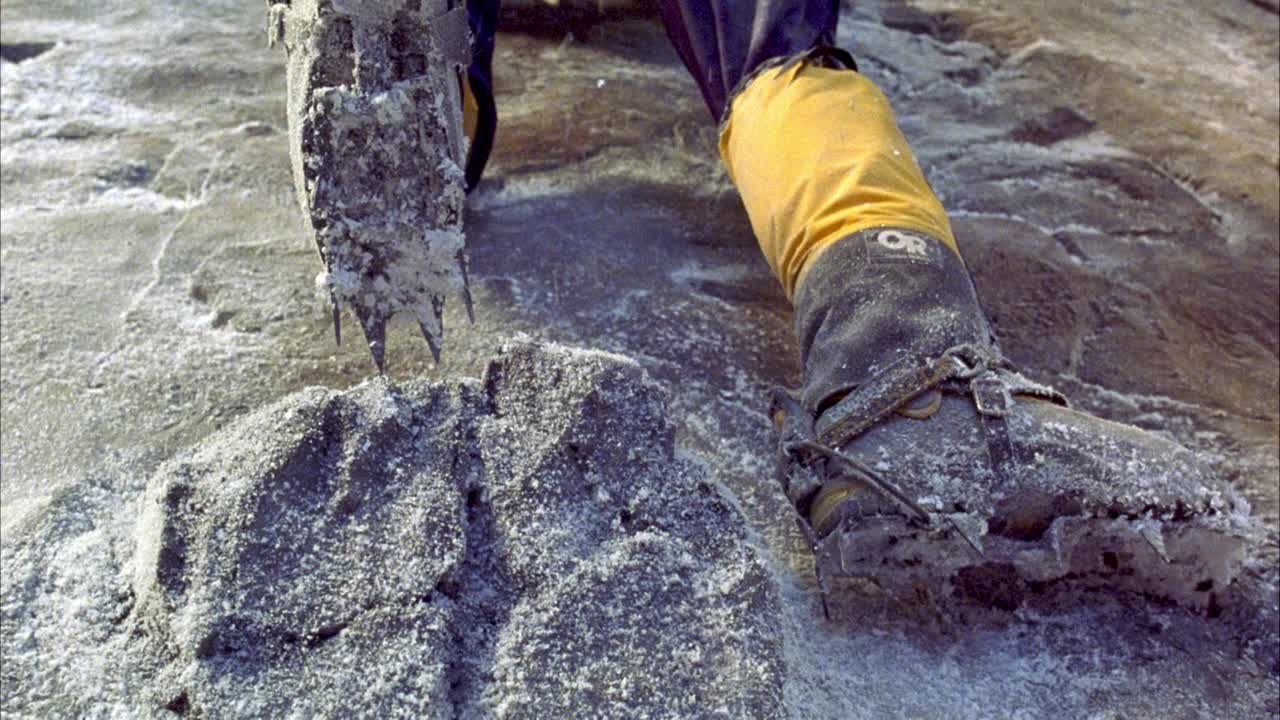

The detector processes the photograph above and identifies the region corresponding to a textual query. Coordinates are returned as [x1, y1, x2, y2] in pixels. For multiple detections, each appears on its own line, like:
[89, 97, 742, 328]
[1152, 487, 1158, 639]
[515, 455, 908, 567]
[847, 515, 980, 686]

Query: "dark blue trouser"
[463, 0, 840, 187]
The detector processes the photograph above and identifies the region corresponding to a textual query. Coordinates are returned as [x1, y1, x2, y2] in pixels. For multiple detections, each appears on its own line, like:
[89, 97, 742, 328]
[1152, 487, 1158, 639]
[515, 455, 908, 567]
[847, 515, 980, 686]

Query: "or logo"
[876, 230, 928, 257]
[865, 229, 938, 265]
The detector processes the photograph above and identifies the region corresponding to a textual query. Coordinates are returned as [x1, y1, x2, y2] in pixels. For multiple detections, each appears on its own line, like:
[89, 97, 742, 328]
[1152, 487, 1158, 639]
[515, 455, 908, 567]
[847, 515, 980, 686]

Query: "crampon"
[776, 230, 1258, 617]
[269, 0, 473, 372]
[772, 344, 1257, 618]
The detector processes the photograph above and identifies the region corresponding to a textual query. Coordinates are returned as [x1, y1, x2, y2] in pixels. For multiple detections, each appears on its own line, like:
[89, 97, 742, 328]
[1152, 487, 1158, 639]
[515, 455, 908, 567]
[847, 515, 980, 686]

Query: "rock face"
[126, 342, 783, 718]
[132, 382, 468, 717]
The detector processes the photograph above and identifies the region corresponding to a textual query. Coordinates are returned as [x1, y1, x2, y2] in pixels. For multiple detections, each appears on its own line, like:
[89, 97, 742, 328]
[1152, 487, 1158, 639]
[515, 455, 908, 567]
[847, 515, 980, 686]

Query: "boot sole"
[817, 508, 1252, 613]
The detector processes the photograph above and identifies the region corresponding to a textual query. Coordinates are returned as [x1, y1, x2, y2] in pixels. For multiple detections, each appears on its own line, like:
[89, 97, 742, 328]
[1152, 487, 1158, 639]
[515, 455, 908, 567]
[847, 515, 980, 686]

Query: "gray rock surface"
[2, 0, 1278, 717]
[474, 345, 783, 719]
[3, 343, 783, 717]
[132, 380, 468, 717]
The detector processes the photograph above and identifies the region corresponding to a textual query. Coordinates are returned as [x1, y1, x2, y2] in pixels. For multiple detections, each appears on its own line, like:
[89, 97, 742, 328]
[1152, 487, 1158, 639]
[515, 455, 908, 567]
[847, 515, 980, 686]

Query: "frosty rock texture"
[129, 342, 784, 718]
[132, 383, 468, 717]
[475, 344, 784, 717]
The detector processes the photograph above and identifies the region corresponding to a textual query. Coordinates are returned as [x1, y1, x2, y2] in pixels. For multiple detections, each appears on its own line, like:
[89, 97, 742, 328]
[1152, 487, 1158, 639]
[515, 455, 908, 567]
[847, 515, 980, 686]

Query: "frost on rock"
[476, 343, 786, 718]
[272, 0, 473, 369]
[0, 342, 783, 717]
[129, 381, 469, 718]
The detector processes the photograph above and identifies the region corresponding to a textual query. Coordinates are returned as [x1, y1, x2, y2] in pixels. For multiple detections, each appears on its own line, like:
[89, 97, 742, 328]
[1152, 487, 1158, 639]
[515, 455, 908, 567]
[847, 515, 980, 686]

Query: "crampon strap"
[813, 344, 1008, 448]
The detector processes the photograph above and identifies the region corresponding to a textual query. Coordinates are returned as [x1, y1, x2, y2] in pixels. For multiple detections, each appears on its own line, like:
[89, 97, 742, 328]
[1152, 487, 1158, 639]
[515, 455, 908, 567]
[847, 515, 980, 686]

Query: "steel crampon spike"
[458, 250, 475, 324]
[332, 296, 342, 347]
[354, 308, 389, 375]
[418, 318, 443, 365]
[1139, 523, 1171, 563]
[419, 295, 447, 365]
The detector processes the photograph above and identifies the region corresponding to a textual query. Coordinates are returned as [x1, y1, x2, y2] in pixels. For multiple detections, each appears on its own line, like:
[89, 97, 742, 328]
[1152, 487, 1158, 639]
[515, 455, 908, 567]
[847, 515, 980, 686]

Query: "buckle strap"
[971, 371, 1018, 481]
[814, 343, 1003, 449]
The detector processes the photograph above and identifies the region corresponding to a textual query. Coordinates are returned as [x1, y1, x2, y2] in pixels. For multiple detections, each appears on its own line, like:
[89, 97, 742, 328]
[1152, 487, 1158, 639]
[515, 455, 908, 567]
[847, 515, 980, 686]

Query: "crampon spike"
[1139, 523, 1171, 564]
[355, 309, 388, 374]
[418, 319, 442, 365]
[458, 250, 475, 324]
[332, 298, 342, 347]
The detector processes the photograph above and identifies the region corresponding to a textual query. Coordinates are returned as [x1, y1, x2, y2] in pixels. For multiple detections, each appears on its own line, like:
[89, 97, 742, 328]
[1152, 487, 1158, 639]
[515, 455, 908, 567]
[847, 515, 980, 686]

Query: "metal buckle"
[972, 373, 1011, 418]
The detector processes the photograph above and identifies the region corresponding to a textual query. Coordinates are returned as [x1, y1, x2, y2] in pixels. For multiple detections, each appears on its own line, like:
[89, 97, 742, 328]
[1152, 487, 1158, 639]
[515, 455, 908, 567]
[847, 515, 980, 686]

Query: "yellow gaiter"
[719, 62, 960, 300]
[462, 74, 480, 146]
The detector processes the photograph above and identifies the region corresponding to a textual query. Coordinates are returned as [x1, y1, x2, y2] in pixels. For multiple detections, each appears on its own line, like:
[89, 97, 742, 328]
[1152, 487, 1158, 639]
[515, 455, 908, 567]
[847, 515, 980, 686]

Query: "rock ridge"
[125, 340, 785, 718]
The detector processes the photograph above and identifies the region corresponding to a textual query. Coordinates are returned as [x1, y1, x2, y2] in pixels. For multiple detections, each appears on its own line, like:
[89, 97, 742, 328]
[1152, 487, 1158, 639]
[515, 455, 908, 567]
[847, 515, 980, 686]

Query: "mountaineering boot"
[268, 0, 475, 372]
[716, 56, 1254, 611]
[772, 231, 1251, 611]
